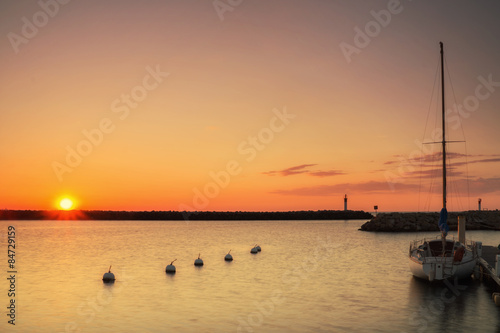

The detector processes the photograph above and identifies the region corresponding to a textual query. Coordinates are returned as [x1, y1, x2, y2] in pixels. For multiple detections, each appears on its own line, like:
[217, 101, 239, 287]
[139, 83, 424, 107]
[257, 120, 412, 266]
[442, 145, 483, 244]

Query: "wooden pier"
[477, 245, 500, 291]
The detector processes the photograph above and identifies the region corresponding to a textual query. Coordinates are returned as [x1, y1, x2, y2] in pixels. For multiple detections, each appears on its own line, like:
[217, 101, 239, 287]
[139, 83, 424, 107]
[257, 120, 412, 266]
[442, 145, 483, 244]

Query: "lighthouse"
[344, 194, 347, 211]
[478, 198, 482, 211]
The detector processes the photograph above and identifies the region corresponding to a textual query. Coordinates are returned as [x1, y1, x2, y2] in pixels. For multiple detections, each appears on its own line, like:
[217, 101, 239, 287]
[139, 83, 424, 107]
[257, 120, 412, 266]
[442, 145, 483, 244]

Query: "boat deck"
[428, 239, 455, 257]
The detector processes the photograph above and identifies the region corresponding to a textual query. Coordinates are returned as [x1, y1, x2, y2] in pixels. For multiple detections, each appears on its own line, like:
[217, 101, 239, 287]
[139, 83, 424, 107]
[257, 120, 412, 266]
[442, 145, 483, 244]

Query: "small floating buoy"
[102, 265, 115, 282]
[194, 253, 204, 266]
[225, 250, 233, 261]
[250, 246, 258, 254]
[166, 259, 177, 273]
[256, 245, 261, 252]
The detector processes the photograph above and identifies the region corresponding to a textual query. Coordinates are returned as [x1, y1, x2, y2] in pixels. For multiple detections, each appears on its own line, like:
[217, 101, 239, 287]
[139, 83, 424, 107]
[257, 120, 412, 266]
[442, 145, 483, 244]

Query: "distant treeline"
[0, 209, 373, 221]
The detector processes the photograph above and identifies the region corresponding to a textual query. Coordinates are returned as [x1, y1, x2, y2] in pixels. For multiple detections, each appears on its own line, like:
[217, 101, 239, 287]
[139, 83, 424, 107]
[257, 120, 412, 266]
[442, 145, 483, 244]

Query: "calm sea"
[0, 219, 499, 332]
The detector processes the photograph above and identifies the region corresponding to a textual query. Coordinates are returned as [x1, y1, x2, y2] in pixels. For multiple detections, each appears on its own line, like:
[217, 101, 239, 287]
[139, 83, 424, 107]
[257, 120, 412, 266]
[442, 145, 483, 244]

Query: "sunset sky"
[1, 0, 500, 212]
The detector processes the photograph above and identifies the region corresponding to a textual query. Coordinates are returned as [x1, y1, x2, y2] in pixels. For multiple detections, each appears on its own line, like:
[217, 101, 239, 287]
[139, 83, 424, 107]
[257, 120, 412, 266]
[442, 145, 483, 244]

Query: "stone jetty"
[360, 210, 500, 232]
[0, 209, 373, 221]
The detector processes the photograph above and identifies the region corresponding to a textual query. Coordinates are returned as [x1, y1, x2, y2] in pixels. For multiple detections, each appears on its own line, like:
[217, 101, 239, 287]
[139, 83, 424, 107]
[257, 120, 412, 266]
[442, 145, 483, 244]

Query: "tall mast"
[440, 41, 446, 210]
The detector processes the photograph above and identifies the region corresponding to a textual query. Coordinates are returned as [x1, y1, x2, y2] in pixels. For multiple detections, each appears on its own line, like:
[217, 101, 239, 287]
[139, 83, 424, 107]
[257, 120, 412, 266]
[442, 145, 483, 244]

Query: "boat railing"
[464, 238, 480, 258]
[410, 236, 480, 263]
[410, 235, 456, 250]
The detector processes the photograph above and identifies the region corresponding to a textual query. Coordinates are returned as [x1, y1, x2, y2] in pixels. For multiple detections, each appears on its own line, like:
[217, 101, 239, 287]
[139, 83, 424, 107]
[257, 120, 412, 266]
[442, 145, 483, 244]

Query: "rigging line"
[426, 102, 441, 211]
[447, 150, 463, 211]
[422, 57, 441, 143]
[444, 52, 471, 210]
[429, 58, 442, 209]
[418, 57, 441, 212]
[443, 53, 466, 139]
[417, 151, 425, 212]
[426, 171, 436, 211]
[434, 67, 441, 148]
[423, 149, 439, 211]
[464, 142, 471, 210]
[443, 55, 460, 211]
[429, 149, 441, 211]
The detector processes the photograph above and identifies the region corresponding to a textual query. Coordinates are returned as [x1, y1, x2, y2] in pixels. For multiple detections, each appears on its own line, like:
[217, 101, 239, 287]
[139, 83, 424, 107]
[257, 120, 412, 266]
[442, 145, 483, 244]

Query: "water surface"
[0, 219, 498, 332]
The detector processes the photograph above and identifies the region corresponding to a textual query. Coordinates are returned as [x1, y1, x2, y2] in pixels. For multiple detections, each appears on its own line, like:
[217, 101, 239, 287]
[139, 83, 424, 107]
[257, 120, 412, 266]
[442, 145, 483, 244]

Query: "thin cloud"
[401, 167, 463, 179]
[467, 177, 500, 194]
[270, 176, 500, 197]
[383, 152, 500, 169]
[270, 181, 420, 196]
[263, 164, 317, 176]
[461, 157, 500, 166]
[263, 164, 344, 177]
[310, 170, 345, 177]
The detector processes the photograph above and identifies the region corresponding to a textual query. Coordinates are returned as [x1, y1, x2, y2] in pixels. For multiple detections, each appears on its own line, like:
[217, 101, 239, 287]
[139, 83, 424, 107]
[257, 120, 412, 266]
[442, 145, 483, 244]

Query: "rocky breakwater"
[360, 210, 500, 232]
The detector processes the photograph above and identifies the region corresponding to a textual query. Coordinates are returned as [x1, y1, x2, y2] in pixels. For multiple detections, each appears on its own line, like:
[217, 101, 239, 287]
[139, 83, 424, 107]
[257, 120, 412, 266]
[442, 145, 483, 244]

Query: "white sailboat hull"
[408, 238, 478, 281]
[409, 255, 476, 281]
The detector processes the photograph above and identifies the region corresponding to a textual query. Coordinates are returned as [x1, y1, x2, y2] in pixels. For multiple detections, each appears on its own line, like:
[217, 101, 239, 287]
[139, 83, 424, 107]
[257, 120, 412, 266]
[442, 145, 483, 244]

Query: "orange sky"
[1, 0, 500, 212]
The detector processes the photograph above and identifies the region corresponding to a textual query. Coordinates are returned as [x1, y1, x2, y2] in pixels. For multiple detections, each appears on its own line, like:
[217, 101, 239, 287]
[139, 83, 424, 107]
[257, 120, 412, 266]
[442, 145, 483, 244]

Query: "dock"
[477, 245, 500, 291]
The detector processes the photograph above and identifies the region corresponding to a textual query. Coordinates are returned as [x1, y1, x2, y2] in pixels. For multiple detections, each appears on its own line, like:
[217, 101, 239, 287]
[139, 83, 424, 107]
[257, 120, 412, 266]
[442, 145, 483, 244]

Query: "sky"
[1, 0, 500, 212]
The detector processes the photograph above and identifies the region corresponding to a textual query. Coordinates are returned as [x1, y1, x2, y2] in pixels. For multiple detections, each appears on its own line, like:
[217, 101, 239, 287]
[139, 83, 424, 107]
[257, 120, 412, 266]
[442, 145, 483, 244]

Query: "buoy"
[250, 246, 258, 254]
[225, 250, 233, 261]
[494, 293, 500, 306]
[102, 265, 115, 282]
[256, 245, 261, 252]
[166, 259, 177, 273]
[194, 253, 204, 266]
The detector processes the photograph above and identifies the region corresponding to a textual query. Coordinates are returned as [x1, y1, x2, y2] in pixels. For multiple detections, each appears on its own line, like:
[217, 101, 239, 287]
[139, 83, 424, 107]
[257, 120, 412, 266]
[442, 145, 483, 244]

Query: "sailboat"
[408, 42, 479, 281]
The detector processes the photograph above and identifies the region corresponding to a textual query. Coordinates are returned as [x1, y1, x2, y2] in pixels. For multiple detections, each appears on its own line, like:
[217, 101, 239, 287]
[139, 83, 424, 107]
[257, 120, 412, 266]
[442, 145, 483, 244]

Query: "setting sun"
[59, 198, 74, 210]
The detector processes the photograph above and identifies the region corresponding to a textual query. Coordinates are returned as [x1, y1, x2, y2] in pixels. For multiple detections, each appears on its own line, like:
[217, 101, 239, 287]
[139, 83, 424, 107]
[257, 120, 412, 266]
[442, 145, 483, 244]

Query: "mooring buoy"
[166, 259, 177, 273]
[194, 253, 204, 266]
[256, 245, 261, 252]
[250, 246, 258, 254]
[225, 250, 233, 261]
[102, 265, 115, 282]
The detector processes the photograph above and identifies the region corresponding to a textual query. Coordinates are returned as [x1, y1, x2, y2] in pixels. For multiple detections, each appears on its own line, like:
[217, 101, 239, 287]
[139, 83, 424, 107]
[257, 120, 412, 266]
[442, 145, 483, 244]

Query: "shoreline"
[0, 209, 373, 221]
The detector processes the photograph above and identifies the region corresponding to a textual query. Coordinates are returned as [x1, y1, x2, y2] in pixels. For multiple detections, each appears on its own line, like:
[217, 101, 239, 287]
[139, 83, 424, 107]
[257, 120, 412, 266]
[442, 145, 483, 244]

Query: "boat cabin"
[416, 239, 460, 258]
